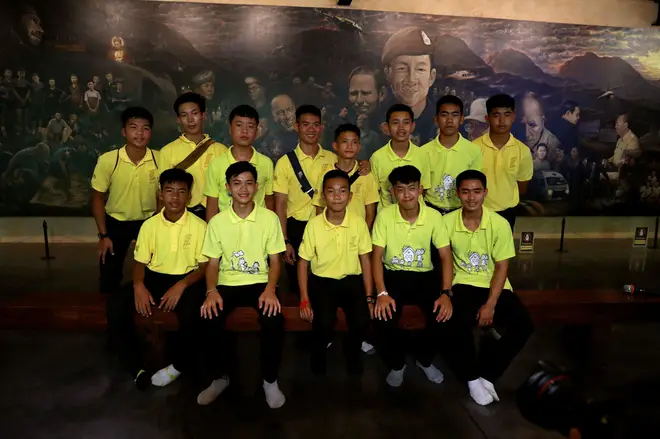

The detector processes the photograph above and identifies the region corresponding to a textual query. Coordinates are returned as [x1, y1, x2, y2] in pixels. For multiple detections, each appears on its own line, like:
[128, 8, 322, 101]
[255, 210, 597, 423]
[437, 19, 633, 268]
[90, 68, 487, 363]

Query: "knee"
[259, 313, 284, 332]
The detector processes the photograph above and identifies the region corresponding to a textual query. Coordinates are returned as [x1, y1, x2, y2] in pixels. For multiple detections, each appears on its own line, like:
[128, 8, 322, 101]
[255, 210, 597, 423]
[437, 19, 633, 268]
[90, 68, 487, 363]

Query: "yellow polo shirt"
[312, 162, 379, 220]
[298, 210, 372, 280]
[422, 134, 483, 209]
[203, 146, 274, 212]
[273, 144, 337, 221]
[369, 141, 431, 208]
[443, 207, 515, 290]
[159, 134, 228, 208]
[473, 133, 533, 211]
[91, 146, 160, 221]
[372, 201, 449, 272]
[202, 205, 286, 286]
[134, 210, 208, 275]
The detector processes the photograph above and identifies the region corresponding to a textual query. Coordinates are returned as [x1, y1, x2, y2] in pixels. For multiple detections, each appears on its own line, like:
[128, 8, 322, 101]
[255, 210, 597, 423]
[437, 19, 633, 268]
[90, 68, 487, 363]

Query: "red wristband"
[299, 300, 309, 309]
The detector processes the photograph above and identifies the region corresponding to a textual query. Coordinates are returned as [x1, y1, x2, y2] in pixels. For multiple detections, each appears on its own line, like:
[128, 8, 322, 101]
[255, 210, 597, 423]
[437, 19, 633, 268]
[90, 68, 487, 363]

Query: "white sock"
[416, 361, 444, 384]
[479, 377, 500, 402]
[468, 379, 494, 406]
[263, 380, 286, 409]
[150, 364, 181, 387]
[361, 341, 375, 354]
[197, 376, 230, 406]
[386, 365, 406, 387]
[327, 342, 333, 348]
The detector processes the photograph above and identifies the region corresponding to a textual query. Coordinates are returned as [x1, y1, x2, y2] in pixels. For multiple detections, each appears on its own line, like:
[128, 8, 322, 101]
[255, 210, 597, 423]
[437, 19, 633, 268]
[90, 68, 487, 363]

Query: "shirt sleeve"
[203, 156, 222, 198]
[273, 156, 290, 194]
[266, 213, 287, 255]
[431, 214, 450, 249]
[196, 222, 209, 264]
[418, 151, 432, 190]
[364, 173, 380, 205]
[158, 146, 173, 175]
[517, 146, 534, 182]
[264, 159, 274, 196]
[297, 222, 315, 261]
[492, 219, 516, 262]
[371, 212, 387, 248]
[312, 186, 325, 208]
[133, 222, 152, 265]
[470, 145, 483, 171]
[357, 219, 373, 255]
[201, 217, 223, 260]
[90, 154, 111, 193]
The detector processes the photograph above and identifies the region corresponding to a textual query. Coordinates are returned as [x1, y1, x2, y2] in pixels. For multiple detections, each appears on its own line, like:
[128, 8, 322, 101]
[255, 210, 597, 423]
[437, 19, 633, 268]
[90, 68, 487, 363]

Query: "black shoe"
[311, 353, 327, 376]
[134, 370, 151, 392]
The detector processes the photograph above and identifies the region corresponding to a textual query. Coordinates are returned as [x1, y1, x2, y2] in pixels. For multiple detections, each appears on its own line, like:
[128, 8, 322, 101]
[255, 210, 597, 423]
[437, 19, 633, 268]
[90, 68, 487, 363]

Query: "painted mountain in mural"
[434, 34, 494, 75]
[488, 49, 545, 79]
[558, 52, 660, 103]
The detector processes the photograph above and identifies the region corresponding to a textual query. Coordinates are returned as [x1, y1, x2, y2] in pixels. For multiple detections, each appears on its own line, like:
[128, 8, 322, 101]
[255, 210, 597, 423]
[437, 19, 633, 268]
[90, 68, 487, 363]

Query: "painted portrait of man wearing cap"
[463, 98, 490, 142]
[193, 70, 215, 102]
[381, 26, 437, 145]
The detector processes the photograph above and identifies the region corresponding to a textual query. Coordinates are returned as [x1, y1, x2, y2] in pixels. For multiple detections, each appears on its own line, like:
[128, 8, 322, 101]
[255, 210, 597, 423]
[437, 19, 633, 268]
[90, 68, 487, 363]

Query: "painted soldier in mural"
[380, 26, 437, 145]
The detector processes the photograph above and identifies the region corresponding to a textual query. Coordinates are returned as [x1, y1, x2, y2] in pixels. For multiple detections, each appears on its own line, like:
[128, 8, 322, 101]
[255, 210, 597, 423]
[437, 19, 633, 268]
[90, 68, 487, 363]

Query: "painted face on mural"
[271, 95, 296, 132]
[348, 73, 381, 116]
[525, 114, 545, 146]
[565, 107, 580, 125]
[196, 81, 214, 101]
[386, 55, 435, 108]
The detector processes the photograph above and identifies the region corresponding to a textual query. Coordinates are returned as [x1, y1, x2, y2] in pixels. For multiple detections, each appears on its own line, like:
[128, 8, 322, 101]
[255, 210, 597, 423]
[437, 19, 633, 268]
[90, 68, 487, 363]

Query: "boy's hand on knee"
[259, 288, 281, 317]
[160, 281, 186, 312]
[134, 283, 155, 317]
[433, 295, 453, 322]
[201, 290, 223, 319]
[375, 295, 396, 321]
[299, 300, 313, 323]
[477, 303, 495, 327]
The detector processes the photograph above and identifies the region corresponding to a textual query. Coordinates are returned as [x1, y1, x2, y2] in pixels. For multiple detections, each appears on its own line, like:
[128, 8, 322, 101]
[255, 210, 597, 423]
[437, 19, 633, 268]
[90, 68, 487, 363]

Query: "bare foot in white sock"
[479, 377, 500, 401]
[386, 365, 406, 387]
[197, 376, 230, 406]
[263, 380, 286, 409]
[151, 364, 181, 387]
[468, 379, 494, 406]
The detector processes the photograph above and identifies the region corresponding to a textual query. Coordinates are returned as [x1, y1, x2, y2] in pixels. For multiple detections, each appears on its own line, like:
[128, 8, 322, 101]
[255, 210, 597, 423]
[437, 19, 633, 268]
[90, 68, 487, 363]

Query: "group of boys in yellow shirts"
[93, 92, 533, 409]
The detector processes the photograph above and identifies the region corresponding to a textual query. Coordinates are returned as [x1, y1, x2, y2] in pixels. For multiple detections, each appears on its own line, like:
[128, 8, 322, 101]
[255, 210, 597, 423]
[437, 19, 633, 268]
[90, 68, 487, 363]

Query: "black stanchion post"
[556, 217, 567, 253]
[41, 220, 55, 260]
[652, 216, 659, 250]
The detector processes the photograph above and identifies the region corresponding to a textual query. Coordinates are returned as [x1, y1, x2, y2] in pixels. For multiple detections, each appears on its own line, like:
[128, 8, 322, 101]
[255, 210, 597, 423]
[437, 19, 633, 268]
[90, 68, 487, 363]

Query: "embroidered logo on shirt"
[230, 250, 260, 274]
[349, 235, 358, 251]
[460, 252, 489, 273]
[509, 157, 517, 169]
[182, 234, 192, 249]
[391, 245, 426, 268]
[149, 170, 157, 183]
[434, 174, 455, 201]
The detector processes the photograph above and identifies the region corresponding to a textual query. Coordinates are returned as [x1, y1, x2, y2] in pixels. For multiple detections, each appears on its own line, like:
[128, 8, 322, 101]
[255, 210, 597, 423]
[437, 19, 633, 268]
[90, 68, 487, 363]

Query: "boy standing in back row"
[159, 92, 228, 220]
[204, 104, 274, 221]
[472, 94, 532, 230]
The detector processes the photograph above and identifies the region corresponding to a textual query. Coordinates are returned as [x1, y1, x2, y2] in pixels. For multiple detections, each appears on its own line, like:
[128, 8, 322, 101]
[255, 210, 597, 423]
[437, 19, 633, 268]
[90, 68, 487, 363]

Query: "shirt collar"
[294, 144, 327, 161]
[455, 206, 491, 232]
[229, 204, 258, 223]
[322, 209, 350, 230]
[227, 146, 257, 164]
[158, 208, 188, 227]
[118, 145, 154, 166]
[395, 200, 427, 226]
[178, 133, 210, 147]
[335, 161, 359, 175]
[433, 133, 466, 152]
[480, 133, 517, 151]
[385, 140, 416, 162]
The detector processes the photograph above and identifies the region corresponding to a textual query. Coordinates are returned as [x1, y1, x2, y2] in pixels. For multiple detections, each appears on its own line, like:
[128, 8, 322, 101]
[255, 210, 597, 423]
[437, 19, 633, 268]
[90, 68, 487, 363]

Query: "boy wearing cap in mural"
[380, 26, 437, 145]
[441, 169, 533, 406]
[472, 94, 533, 231]
[159, 92, 228, 221]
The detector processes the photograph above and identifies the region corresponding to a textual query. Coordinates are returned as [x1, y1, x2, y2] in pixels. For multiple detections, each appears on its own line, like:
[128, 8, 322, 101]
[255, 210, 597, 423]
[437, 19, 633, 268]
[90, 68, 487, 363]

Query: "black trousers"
[106, 268, 205, 376]
[374, 269, 447, 371]
[187, 204, 206, 221]
[425, 201, 458, 272]
[443, 284, 533, 383]
[99, 214, 144, 294]
[202, 283, 284, 383]
[496, 207, 516, 231]
[309, 274, 369, 374]
[285, 217, 307, 295]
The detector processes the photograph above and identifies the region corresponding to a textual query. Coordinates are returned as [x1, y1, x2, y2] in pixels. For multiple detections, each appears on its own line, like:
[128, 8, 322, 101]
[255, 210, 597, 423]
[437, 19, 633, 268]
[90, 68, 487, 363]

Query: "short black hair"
[334, 123, 361, 141]
[436, 95, 464, 116]
[322, 169, 350, 189]
[456, 169, 487, 189]
[486, 94, 515, 114]
[295, 104, 322, 122]
[386, 103, 414, 123]
[225, 161, 258, 183]
[560, 100, 579, 115]
[229, 104, 259, 124]
[159, 168, 194, 191]
[121, 107, 153, 127]
[388, 165, 421, 187]
[173, 92, 206, 114]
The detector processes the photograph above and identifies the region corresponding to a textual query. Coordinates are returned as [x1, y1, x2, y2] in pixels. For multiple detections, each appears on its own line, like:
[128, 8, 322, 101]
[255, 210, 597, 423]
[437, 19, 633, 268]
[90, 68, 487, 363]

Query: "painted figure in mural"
[551, 100, 581, 153]
[270, 94, 298, 150]
[13, 68, 30, 134]
[42, 78, 63, 134]
[1, 141, 50, 202]
[193, 70, 215, 103]
[381, 26, 437, 146]
[65, 74, 83, 112]
[348, 66, 386, 119]
[521, 92, 560, 162]
[609, 113, 640, 169]
[245, 76, 269, 119]
[45, 112, 70, 144]
[0, 69, 13, 137]
[463, 98, 489, 142]
[29, 72, 43, 133]
[356, 113, 381, 160]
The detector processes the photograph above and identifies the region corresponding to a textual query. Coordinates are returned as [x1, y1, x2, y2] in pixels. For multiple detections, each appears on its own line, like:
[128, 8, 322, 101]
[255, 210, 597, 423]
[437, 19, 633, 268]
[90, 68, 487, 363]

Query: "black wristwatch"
[440, 289, 453, 298]
[98, 232, 109, 240]
[366, 296, 376, 305]
[284, 238, 291, 246]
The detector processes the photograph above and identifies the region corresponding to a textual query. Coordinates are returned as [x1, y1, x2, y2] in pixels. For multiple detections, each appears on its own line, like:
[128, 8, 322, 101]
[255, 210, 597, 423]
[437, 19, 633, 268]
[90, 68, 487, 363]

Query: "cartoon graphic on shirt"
[391, 246, 426, 268]
[230, 250, 260, 274]
[434, 174, 454, 201]
[460, 251, 489, 273]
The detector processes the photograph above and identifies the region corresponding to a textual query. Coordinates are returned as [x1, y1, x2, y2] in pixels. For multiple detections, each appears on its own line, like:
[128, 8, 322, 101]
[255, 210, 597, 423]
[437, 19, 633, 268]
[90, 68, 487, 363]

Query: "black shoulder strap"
[348, 170, 360, 187]
[286, 151, 313, 198]
[150, 149, 158, 169]
[110, 149, 119, 177]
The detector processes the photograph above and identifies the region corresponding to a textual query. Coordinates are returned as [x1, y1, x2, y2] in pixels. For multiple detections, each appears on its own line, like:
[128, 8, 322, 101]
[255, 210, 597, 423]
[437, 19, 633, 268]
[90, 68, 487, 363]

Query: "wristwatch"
[440, 289, 453, 298]
[98, 232, 109, 239]
[284, 238, 292, 246]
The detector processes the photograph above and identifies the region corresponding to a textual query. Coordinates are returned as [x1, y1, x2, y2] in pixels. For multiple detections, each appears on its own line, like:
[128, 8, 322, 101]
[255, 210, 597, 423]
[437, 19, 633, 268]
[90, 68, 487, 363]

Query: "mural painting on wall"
[1, 0, 660, 217]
